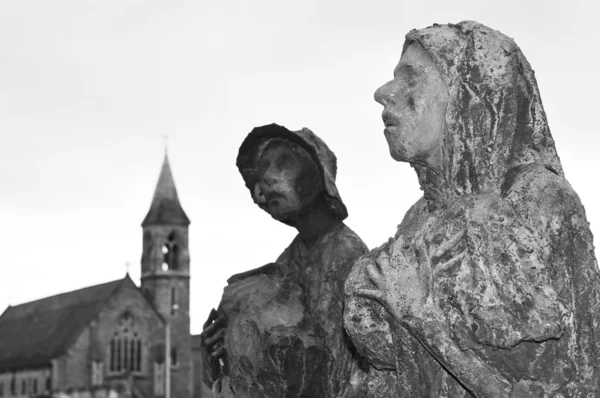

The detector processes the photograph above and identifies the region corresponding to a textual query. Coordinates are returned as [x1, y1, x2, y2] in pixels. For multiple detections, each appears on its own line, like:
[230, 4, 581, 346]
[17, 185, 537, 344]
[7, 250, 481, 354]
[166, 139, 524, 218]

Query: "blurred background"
[0, 0, 598, 333]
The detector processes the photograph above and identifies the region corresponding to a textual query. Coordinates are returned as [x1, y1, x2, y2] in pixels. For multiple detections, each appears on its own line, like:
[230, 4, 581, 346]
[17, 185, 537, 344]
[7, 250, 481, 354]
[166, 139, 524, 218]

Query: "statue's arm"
[317, 234, 373, 397]
[358, 195, 565, 396]
[344, 253, 398, 370]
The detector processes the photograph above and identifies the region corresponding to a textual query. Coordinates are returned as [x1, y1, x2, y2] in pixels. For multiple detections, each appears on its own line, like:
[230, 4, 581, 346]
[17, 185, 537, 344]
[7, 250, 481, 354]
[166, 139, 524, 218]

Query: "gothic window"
[91, 361, 104, 385]
[32, 379, 37, 395]
[153, 362, 165, 396]
[0, 381, 3, 397]
[161, 232, 179, 271]
[45, 375, 51, 393]
[109, 314, 142, 373]
[21, 379, 25, 395]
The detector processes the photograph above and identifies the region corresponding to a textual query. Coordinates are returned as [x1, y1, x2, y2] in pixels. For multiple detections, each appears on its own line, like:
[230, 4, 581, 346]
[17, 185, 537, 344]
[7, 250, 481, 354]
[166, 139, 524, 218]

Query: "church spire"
[142, 154, 190, 227]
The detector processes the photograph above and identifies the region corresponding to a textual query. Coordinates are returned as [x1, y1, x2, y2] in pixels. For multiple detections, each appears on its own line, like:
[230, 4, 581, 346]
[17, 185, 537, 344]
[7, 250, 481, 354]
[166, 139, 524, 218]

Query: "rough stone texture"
[202, 125, 393, 397]
[214, 225, 366, 398]
[345, 21, 600, 397]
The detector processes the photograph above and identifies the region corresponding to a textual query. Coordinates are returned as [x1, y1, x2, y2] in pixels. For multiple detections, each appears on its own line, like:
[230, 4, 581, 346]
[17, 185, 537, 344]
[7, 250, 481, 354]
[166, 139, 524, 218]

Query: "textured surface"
[210, 224, 375, 398]
[345, 21, 600, 397]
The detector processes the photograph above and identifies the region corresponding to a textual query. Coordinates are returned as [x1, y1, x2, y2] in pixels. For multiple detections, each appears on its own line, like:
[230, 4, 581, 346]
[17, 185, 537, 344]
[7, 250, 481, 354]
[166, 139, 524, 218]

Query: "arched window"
[109, 314, 143, 373]
[161, 232, 180, 271]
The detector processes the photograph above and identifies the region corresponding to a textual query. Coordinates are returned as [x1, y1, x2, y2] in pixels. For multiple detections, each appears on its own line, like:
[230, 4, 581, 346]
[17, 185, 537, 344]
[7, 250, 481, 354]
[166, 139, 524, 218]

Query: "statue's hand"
[201, 308, 228, 382]
[356, 251, 432, 323]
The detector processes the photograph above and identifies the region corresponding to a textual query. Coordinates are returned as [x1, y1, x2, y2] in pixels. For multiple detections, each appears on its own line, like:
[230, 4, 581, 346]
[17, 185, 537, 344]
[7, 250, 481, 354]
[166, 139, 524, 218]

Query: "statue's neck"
[292, 199, 340, 248]
[412, 163, 445, 210]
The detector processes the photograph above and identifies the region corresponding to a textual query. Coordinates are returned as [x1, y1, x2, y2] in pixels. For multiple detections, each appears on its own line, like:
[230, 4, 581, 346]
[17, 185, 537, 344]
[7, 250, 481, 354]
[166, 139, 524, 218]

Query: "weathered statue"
[344, 21, 600, 397]
[201, 124, 387, 397]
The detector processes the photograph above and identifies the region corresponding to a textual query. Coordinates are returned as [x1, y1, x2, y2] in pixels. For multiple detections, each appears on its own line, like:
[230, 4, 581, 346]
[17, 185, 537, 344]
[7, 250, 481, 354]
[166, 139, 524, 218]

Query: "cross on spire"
[163, 134, 169, 155]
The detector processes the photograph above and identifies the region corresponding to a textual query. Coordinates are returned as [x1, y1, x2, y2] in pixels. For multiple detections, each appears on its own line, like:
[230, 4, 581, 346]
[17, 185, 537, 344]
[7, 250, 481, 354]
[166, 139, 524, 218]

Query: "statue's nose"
[374, 81, 393, 106]
[253, 182, 266, 205]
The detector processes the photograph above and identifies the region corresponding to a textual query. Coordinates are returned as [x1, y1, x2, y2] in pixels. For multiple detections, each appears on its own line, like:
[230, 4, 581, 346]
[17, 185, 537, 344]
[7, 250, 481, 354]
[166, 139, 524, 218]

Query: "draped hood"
[405, 21, 563, 202]
[236, 123, 348, 222]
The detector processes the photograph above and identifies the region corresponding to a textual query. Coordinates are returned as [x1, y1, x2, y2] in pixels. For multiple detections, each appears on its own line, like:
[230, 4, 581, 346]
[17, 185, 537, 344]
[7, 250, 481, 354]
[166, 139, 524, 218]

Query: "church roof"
[0, 277, 127, 371]
[142, 154, 190, 227]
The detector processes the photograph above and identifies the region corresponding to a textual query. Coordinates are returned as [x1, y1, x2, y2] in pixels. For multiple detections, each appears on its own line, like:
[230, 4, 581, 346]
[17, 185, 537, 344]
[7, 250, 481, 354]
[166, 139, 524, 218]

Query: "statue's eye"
[275, 153, 295, 169]
[258, 159, 270, 175]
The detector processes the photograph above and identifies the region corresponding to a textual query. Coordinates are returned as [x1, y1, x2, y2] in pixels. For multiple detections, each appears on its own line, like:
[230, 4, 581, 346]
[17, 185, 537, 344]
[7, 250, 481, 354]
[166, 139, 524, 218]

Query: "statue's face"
[374, 42, 448, 170]
[254, 140, 322, 222]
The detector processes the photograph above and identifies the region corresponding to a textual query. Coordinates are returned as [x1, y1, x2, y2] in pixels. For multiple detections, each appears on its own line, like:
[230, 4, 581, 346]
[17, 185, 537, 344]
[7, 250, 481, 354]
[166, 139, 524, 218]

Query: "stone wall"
[0, 368, 51, 397]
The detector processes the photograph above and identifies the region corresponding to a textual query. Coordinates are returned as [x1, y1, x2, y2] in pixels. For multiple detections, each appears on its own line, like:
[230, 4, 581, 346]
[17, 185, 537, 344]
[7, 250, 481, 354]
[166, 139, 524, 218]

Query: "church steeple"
[140, 152, 193, 397]
[142, 154, 190, 227]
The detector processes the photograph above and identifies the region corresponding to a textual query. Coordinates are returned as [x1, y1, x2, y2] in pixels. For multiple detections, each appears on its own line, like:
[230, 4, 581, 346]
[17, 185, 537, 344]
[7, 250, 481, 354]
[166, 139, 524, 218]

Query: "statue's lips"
[382, 113, 397, 127]
[265, 191, 284, 205]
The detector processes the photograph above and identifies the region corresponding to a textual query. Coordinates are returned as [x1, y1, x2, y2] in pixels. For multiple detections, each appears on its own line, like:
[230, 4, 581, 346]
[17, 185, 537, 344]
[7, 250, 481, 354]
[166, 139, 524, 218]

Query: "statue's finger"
[211, 345, 227, 359]
[202, 308, 218, 330]
[375, 251, 391, 270]
[204, 327, 226, 346]
[202, 315, 227, 337]
[366, 261, 383, 288]
[213, 315, 227, 328]
[201, 325, 217, 344]
[355, 288, 384, 304]
[201, 324, 216, 339]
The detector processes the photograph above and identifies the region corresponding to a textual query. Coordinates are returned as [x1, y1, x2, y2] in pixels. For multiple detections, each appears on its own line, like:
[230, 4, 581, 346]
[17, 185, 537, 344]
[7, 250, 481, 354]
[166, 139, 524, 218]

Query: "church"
[0, 155, 209, 398]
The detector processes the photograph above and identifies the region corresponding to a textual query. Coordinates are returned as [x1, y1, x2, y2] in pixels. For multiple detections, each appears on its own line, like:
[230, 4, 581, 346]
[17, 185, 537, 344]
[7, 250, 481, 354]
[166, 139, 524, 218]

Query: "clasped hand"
[201, 308, 228, 381]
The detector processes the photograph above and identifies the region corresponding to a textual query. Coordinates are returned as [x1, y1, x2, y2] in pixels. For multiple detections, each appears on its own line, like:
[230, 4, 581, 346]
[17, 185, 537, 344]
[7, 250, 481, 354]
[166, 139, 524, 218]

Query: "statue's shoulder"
[502, 163, 576, 202]
[394, 197, 429, 239]
[330, 223, 369, 253]
[226, 262, 285, 285]
[501, 163, 585, 224]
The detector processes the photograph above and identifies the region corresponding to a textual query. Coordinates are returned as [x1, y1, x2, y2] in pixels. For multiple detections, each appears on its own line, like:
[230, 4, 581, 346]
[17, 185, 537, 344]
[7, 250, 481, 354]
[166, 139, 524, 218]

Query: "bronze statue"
[344, 21, 600, 397]
[202, 124, 386, 397]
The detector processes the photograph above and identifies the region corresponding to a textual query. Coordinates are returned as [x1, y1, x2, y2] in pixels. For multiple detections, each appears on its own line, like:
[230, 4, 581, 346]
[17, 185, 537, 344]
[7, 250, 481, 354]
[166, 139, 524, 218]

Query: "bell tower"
[141, 153, 192, 398]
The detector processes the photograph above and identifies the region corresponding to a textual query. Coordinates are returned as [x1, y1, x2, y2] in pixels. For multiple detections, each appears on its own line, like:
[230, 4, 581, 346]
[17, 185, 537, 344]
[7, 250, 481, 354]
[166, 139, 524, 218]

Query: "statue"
[201, 124, 389, 397]
[344, 21, 600, 397]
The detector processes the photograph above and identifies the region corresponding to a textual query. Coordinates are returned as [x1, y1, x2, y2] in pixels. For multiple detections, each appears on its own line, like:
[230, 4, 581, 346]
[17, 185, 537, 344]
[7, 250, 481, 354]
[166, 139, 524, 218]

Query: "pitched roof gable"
[0, 277, 126, 371]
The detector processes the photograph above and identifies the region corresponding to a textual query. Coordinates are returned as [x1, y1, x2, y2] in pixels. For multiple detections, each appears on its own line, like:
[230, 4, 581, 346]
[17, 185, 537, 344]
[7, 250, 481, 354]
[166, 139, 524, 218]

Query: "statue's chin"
[269, 208, 302, 225]
[388, 148, 409, 163]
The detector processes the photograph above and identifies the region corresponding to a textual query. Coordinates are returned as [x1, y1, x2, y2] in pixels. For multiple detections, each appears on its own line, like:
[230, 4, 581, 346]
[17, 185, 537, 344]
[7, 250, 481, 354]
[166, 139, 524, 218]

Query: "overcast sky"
[1, 0, 598, 333]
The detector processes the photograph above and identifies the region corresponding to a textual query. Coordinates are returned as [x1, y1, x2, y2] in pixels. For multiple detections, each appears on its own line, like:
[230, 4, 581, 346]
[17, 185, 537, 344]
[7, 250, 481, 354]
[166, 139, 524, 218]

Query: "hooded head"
[376, 21, 563, 202]
[236, 123, 348, 225]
